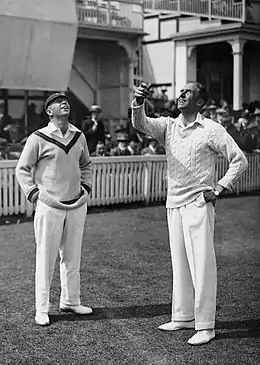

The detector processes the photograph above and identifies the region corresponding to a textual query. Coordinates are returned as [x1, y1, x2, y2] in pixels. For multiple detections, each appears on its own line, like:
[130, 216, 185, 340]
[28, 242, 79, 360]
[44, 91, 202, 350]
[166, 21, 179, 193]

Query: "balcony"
[144, 0, 247, 23]
[76, 0, 144, 32]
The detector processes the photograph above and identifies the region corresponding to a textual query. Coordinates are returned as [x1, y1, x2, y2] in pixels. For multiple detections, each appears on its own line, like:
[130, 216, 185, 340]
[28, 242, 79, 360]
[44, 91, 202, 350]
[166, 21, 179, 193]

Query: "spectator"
[104, 133, 113, 155]
[247, 107, 260, 151]
[208, 104, 218, 122]
[110, 128, 131, 156]
[91, 141, 109, 157]
[141, 136, 160, 155]
[127, 136, 139, 155]
[216, 108, 229, 125]
[81, 105, 105, 154]
[0, 138, 8, 159]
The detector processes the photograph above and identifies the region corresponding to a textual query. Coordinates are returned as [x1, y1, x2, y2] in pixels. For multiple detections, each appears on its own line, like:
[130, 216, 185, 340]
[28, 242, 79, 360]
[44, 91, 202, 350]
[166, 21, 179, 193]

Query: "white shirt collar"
[176, 113, 205, 129]
[47, 121, 79, 133]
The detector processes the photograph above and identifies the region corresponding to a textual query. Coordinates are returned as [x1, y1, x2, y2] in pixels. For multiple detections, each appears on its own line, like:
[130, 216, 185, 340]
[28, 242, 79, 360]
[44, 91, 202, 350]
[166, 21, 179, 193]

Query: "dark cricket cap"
[44, 93, 69, 111]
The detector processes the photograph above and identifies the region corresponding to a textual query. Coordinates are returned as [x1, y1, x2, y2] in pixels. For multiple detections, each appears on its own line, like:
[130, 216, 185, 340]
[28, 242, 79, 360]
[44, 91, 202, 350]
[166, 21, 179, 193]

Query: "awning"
[0, 0, 78, 91]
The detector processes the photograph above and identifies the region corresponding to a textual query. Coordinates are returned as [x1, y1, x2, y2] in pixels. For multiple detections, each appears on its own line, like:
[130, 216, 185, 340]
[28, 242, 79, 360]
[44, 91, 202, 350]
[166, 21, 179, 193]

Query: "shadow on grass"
[215, 319, 260, 340]
[49, 304, 260, 339]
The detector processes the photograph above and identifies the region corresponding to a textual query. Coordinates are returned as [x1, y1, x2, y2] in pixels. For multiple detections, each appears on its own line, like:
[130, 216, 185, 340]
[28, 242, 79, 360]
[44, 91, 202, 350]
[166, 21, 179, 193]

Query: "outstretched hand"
[134, 83, 153, 105]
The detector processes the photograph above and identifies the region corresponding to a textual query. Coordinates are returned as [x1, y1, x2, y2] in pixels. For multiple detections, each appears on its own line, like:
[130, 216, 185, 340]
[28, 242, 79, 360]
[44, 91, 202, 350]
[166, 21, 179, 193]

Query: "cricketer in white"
[132, 82, 248, 345]
[15, 93, 93, 326]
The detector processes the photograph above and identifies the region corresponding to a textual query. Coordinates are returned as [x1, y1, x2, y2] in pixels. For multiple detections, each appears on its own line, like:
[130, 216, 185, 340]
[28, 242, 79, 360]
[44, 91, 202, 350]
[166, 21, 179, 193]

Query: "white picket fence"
[0, 154, 259, 217]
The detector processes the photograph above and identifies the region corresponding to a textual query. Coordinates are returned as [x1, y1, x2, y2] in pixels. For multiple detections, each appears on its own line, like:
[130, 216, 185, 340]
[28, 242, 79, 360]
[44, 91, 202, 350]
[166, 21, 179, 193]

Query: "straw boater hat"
[208, 104, 218, 110]
[216, 108, 228, 116]
[89, 105, 102, 113]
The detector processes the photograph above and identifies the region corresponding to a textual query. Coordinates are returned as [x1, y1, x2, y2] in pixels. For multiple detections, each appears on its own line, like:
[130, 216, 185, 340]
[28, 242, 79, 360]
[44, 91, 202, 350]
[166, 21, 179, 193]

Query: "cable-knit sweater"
[15, 122, 92, 210]
[132, 102, 248, 208]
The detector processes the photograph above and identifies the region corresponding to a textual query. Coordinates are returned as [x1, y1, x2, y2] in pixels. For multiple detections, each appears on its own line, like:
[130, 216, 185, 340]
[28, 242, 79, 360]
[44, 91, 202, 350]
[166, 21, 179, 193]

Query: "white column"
[187, 46, 197, 82]
[175, 41, 188, 98]
[229, 39, 246, 111]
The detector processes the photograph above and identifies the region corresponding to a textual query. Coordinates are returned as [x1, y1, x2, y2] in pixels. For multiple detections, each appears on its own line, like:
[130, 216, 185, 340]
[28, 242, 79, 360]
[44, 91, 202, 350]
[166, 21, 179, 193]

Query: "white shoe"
[35, 312, 50, 326]
[60, 304, 93, 315]
[159, 320, 195, 331]
[188, 330, 215, 345]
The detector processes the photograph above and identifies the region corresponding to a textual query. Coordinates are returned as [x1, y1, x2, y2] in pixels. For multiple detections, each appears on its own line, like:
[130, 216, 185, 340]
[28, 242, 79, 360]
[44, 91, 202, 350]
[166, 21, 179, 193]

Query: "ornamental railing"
[76, 0, 144, 31]
[0, 153, 259, 217]
[143, 0, 246, 23]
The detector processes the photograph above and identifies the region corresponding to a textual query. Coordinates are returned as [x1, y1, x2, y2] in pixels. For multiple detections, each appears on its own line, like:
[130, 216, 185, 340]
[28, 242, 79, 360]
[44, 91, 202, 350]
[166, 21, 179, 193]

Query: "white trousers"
[34, 201, 87, 313]
[167, 194, 216, 330]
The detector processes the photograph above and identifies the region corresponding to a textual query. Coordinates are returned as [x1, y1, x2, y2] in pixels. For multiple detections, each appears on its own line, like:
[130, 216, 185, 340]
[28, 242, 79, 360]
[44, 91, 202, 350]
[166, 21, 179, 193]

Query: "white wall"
[144, 17, 159, 42]
[143, 41, 174, 99]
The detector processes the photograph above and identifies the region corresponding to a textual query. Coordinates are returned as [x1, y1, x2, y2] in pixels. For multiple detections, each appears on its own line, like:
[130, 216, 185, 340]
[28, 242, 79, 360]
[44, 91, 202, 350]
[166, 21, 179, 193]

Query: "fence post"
[144, 159, 152, 204]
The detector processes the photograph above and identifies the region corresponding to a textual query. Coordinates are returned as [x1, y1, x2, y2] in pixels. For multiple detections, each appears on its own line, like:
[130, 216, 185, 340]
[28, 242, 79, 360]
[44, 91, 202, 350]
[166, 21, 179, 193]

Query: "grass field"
[0, 196, 259, 365]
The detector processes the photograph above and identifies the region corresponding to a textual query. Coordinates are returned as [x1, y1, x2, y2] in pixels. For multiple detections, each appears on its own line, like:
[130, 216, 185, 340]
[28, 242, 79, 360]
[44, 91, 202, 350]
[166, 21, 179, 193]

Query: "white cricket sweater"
[132, 102, 248, 208]
[15, 122, 92, 210]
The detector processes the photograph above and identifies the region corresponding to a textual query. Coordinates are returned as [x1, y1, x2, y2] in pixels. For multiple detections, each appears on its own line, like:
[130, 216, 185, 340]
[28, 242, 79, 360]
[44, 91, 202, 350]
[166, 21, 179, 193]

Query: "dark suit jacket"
[81, 117, 105, 154]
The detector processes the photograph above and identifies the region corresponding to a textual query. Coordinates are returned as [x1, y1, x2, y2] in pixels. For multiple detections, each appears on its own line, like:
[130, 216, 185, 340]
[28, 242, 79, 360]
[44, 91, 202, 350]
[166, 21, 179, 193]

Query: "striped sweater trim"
[28, 187, 39, 202]
[34, 131, 82, 154]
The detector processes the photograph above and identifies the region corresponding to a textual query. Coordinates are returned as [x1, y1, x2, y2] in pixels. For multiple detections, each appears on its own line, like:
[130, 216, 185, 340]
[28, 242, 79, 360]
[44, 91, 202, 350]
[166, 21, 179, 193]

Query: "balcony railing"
[76, 0, 144, 31]
[144, 0, 246, 22]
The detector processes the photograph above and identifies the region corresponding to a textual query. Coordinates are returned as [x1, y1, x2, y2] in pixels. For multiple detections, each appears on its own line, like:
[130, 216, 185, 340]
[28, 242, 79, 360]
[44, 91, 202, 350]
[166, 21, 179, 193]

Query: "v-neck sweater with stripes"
[132, 102, 248, 208]
[15, 123, 92, 210]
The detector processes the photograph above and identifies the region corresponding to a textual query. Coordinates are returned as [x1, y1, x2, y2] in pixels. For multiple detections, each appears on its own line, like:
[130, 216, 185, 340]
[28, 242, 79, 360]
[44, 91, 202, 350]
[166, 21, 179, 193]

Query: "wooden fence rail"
[0, 154, 259, 217]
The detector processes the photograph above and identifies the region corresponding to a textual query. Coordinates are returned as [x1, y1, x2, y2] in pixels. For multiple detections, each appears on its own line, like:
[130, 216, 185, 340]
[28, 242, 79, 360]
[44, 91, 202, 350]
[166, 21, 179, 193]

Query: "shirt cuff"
[81, 183, 91, 195]
[217, 177, 234, 192]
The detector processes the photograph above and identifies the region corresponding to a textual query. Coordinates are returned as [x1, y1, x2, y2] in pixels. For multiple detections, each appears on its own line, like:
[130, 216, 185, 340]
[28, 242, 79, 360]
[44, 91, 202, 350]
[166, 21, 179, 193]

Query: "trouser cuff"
[195, 321, 215, 330]
[172, 313, 195, 321]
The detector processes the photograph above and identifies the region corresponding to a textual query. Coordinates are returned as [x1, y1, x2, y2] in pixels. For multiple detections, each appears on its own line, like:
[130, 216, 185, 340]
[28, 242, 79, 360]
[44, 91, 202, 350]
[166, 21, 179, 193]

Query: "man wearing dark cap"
[81, 104, 105, 154]
[110, 128, 131, 156]
[15, 93, 93, 326]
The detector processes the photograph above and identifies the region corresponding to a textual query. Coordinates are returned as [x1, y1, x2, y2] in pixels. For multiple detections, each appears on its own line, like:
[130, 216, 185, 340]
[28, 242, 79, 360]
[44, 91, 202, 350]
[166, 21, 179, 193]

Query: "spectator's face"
[92, 111, 101, 120]
[129, 141, 137, 150]
[209, 110, 217, 120]
[217, 114, 226, 124]
[105, 138, 112, 146]
[48, 98, 70, 118]
[177, 83, 198, 111]
[96, 143, 105, 155]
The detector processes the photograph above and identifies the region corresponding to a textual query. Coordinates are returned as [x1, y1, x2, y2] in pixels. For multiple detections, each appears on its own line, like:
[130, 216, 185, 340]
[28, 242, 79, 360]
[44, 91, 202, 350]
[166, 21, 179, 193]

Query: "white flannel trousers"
[34, 201, 87, 313]
[167, 193, 216, 330]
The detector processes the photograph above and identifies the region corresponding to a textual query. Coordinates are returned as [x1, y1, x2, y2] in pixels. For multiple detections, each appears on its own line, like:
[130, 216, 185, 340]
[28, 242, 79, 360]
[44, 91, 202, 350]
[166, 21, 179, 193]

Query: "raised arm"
[208, 126, 249, 191]
[131, 83, 168, 145]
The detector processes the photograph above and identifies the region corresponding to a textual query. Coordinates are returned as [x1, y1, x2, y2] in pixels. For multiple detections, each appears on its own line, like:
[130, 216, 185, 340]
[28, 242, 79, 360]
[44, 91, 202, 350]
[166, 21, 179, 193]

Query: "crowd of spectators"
[0, 86, 260, 160]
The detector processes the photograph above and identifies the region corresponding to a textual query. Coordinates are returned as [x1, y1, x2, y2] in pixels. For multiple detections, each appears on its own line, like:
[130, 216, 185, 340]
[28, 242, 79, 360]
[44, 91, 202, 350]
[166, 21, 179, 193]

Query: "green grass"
[0, 196, 260, 365]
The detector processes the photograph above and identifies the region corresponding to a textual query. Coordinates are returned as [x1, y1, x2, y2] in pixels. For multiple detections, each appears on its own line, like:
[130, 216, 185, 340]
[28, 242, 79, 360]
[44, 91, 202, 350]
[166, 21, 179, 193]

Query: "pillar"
[229, 39, 246, 111]
[175, 41, 188, 98]
[187, 46, 197, 83]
